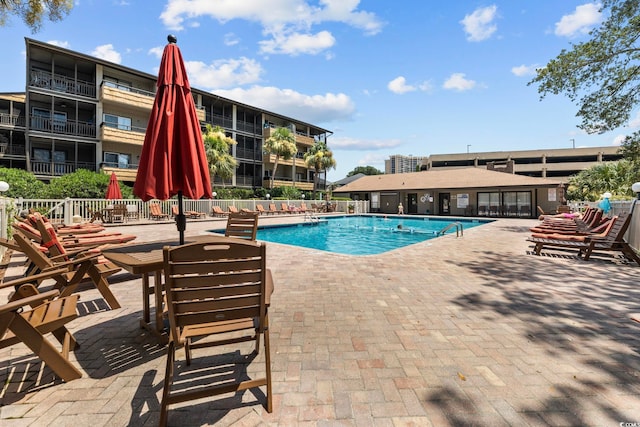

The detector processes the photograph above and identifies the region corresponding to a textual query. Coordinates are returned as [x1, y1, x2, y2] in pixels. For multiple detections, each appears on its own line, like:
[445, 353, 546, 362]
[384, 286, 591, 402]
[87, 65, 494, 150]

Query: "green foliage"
[47, 169, 134, 199]
[303, 140, 337, 198]
[0, 166, 47, 198]
[529, 0, 640, 137]
[347, 166, 382, 177]
[203, 124, 237, 185]
[279, 186, 301, 199]
[264, 127, 297, 189]
[212, 187, 254, 200]
[567, 159, 640, 201]
[0, 0, 73, 32]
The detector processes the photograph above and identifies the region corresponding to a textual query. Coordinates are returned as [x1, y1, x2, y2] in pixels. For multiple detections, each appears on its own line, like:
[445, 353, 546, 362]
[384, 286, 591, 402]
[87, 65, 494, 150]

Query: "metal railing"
[437, 221, 463, 237]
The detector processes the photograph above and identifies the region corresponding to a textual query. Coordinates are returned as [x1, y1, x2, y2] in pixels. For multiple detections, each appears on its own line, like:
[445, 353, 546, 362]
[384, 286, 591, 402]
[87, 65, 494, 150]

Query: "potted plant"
[348, 203, 355, 214]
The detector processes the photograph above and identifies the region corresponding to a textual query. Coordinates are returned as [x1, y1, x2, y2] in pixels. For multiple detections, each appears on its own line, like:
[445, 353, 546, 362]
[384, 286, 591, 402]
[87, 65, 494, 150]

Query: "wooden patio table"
[101, 235, 273, 343]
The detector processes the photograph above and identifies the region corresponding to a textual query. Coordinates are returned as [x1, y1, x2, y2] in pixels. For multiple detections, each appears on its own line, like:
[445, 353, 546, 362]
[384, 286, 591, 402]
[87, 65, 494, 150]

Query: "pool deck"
[1, 215, 639, 426]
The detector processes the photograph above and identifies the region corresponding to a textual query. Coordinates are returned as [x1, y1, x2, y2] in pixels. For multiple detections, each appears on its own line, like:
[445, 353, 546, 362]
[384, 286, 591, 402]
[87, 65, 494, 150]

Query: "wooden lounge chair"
[527, 212, 640, 265]
[211, 205, 228, 217]
[256, 204, 269, 215]
[35, 217, 136, 252]
[1, 269, 82, 382]
[269, 203, 284, 214]
[228, 205, 240, 214]
[225, 211, 259, 240]
[14, 232, 123, 309]
[159, 239, 273, 425]
[149, 203, 170, 220]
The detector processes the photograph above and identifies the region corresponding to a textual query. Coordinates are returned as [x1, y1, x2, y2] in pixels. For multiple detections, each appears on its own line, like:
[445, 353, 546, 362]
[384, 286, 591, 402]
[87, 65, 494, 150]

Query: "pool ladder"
[437, 221, 463, 237]
[304, 213, 320, 224]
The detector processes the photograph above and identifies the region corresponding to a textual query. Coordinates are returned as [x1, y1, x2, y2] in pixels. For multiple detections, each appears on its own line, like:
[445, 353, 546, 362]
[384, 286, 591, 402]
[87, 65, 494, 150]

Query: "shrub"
[0, 167, 48, 198]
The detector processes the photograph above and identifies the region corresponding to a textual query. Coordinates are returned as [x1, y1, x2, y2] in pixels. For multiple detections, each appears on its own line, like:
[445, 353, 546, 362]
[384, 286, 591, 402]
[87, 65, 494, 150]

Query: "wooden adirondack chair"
[225, 211, 259, 240]
[159, 240, 273, 425]
[13, 232, 122, 309]
[1, 269, 83, 382]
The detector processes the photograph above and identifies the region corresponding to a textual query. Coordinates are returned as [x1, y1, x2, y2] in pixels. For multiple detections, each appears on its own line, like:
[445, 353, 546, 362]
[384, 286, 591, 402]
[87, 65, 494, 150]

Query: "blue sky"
[0, 1, 634, 180]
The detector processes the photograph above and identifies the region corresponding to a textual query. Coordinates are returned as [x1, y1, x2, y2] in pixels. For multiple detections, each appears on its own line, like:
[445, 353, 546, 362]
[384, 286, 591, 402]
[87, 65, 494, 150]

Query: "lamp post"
[212, 191, 217, 199]
[301, 193, 305, 200]
[266, 193, 270, 201]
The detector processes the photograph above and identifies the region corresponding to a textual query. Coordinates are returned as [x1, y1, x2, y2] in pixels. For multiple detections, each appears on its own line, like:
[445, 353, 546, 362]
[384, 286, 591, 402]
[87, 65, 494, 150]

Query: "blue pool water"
[211, 215, 490, 256]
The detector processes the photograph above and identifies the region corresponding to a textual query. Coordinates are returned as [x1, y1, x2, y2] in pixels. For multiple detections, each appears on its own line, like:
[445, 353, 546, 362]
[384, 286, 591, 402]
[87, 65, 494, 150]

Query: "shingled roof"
[333, 167, 562, 193]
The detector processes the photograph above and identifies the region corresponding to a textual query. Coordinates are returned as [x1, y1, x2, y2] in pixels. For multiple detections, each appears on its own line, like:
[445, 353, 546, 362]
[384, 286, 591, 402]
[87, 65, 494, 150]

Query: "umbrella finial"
[168, 34, 177, 44]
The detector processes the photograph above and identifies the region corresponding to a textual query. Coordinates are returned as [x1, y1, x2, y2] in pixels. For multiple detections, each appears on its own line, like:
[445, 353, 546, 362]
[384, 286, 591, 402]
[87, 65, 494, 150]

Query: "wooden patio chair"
[269, 203, 284, 214]
[149, 203, 170, 220]
[1, 268, 83, 382]
[171, 205, 179, 217]
[255, 204, 269, 215]
[225, 211, 259, 240]
[159, 240, 273, 425]
[527, 212, 640, 265]
[211, 205, 228, 217]
[13, 232, 122, 309]
[228, 205, 240, 214]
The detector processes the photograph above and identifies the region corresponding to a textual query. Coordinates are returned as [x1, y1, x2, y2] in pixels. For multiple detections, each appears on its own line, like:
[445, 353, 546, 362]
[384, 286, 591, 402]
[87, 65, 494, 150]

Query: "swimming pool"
[211, 215, 490, 255]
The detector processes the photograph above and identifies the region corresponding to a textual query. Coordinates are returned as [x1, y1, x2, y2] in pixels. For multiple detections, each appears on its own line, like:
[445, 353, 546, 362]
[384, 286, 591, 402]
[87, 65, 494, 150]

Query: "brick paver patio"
[1, 215, 639, 426]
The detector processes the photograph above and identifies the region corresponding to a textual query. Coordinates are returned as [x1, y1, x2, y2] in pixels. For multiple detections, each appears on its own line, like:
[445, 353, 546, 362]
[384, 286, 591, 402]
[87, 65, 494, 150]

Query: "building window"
[103, 113, 132, 130]
[104, 152, 131, 168]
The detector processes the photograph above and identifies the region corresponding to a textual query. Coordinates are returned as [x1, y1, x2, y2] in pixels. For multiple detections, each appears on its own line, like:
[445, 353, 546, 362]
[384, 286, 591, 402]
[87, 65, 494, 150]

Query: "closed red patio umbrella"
[105, 171, 123, 200]
[133, 35, 212, 244]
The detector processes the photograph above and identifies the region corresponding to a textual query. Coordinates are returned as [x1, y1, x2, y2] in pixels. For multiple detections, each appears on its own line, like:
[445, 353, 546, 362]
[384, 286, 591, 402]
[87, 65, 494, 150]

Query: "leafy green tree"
[303, 141, 337, 199]
[347, 166, 382, 177]
[46, 169, 134, 199]
[263, 127, 296, 189]
[567, 160, 639, 201]
[0, 0, 72, 32]
[528, 0, 640, 166]
[0, 167, 47, 198]
[203, 124, 237, 187]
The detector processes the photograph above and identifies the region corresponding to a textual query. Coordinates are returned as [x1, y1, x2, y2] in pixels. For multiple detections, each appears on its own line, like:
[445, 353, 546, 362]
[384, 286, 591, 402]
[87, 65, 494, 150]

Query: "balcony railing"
[0, 112, 26, 127]
[30, 115, 97, 138]
[30, 69, 96, 98]
[0, 144, 26, 157]
[31, 161, 96, 176]
[235, 147, 262, 161]
[101, 123, 146, 145]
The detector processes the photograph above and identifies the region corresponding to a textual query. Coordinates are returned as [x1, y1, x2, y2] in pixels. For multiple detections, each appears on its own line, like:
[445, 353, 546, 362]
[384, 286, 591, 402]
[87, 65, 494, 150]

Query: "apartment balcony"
[0, 144, 26, 158]
[30, 115, 96, 138]
[101, 124, 146, 146]
[102, 165, 138, 182]
[30, 69, 96, 98]
[100, 84, 206, 121]
[262, 127, 315, 147]
[100, 84, 154, 111]
[262, 177, 314, 191]
[264, 153, 311, 169]
[0, 112, 26, 128]
[31, 160, 97, 177]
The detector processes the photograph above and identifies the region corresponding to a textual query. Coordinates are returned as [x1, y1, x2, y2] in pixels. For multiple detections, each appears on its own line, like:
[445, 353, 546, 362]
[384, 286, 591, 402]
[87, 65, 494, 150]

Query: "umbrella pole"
[177, 191, 186, 245]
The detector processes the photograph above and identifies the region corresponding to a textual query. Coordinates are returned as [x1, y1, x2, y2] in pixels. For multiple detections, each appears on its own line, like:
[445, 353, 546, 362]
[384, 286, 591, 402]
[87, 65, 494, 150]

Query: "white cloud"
[224, 32, 240, 46]
[91, 44, 122, 64]
[511, 64, 538, 77]
[388, 76, 415, 94]
[555, 3, 602, 37]
[47, 40, 71, 49]
[259, 30, 335, 55]
[461, 5, 498, 42]
[160, 0, 383, 55]
[443, 73, 476, 91]
[330, 136, 402, 150]
[148, 46, 164, 59]
[185, 57, 263, 88]
[387, 76, 432, 94]
[213, 85, 355, 124]
[612, 135, 626, 146]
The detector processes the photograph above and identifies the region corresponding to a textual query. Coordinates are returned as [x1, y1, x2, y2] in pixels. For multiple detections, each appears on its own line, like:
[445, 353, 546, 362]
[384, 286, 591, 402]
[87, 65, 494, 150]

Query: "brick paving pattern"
[1, 216, 639, 426]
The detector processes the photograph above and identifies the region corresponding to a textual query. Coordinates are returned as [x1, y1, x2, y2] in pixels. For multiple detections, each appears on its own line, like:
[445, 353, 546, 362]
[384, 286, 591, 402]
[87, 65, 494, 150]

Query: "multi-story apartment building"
[386, 147, 622, 181]
[0, 38, 332, 191]
[384, 154, 425, 174]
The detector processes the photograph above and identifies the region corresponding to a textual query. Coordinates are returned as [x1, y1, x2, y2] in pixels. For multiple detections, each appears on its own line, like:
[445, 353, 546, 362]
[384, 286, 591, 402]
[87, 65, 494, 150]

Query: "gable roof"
[332, 173, 366, 187]
[334, 167, 562, 193]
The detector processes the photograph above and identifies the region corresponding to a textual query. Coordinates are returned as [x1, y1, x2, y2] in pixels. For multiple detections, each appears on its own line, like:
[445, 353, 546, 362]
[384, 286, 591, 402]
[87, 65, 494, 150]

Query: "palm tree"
[304, 141, 337, 199]
[263, 127, 297, 189]
[203, 124, 237, 188]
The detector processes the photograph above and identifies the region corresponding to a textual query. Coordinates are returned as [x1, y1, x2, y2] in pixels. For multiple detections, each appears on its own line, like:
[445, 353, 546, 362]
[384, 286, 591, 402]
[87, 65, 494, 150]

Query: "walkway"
[1, 216, 639, 426]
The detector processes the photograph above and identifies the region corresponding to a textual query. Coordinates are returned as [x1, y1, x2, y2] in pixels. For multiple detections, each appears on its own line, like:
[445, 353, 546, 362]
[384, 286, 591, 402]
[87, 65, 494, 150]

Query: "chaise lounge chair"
[527, 212, 640, 265]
